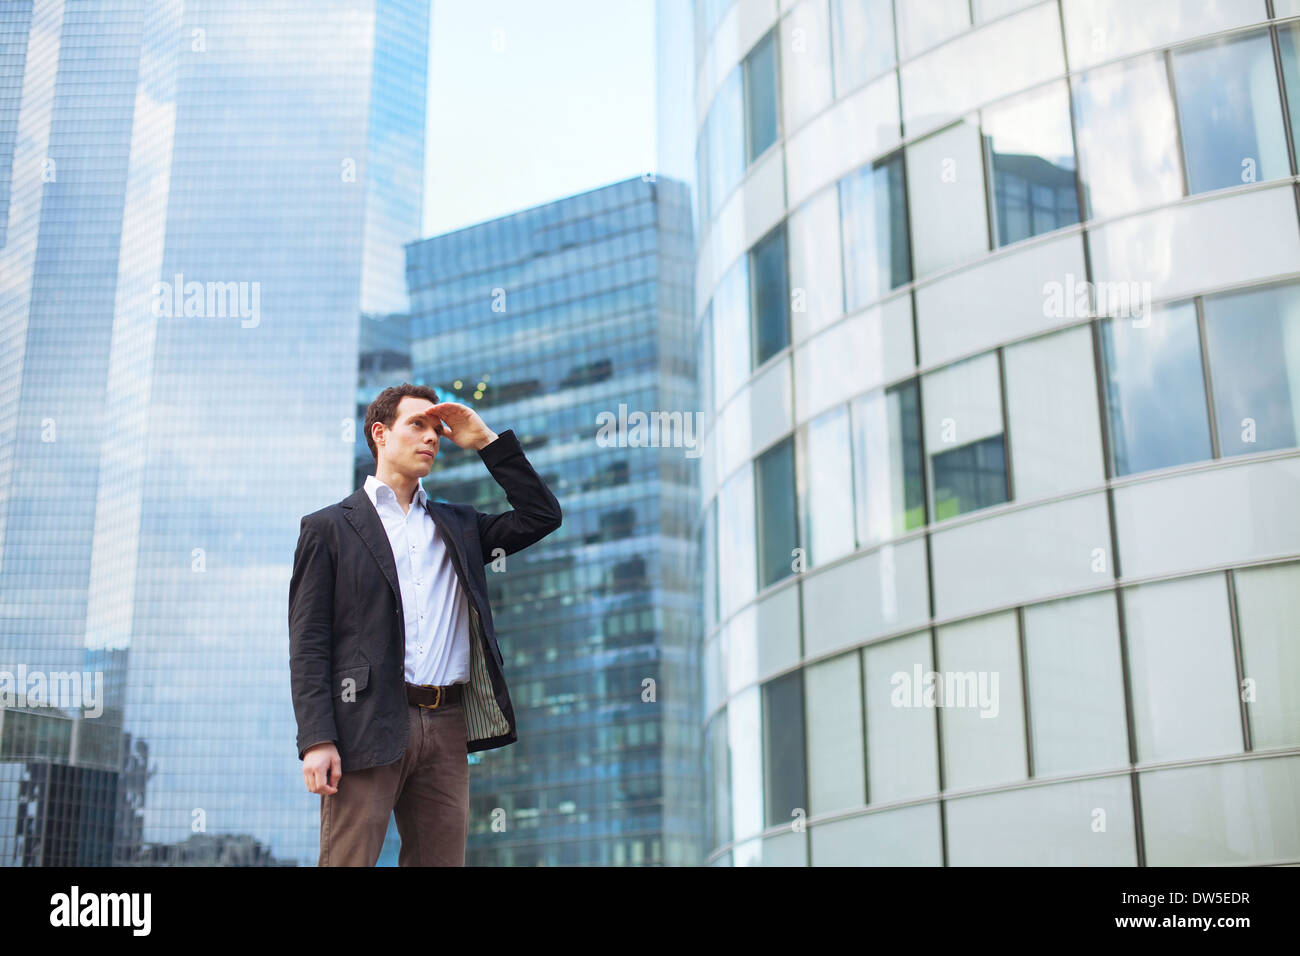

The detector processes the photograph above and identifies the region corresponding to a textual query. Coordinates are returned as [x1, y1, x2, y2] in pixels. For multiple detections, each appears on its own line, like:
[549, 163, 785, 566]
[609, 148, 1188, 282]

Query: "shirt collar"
[364, 474, 427, 511]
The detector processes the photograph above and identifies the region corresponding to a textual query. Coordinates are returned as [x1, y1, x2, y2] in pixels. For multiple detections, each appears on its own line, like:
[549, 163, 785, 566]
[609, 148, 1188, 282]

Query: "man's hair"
[364, 383, 440, 463]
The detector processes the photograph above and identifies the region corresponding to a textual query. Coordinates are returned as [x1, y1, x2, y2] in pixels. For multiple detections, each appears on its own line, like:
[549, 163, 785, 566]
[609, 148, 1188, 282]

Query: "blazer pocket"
[333, 664, 370, 699]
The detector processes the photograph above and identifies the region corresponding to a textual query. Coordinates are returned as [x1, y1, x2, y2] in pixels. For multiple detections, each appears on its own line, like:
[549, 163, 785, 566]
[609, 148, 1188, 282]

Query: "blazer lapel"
[341, 488, 401, 603]
[426, 499, 471, 593]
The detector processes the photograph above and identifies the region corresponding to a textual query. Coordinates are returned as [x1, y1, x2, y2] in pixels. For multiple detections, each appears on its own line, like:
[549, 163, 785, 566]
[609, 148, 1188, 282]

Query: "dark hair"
[364, 383, 440, 463]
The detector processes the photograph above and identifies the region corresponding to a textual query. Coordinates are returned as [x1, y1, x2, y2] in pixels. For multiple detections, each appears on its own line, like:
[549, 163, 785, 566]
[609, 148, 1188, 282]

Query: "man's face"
[376, 396, 442, 476]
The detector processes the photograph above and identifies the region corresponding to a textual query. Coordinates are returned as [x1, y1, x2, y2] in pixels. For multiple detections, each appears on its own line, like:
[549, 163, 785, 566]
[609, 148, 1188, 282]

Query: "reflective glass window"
[1203, 281, 1300, 457]
[1172, 30, 1289, 194]
[850, 379, 925, 544]
[839, 151, 911, 312]
[1100, 301, 1211, 476]
[1072, 54, 1182, 220]
[755, 436, 798, 588]
[982, 80, 1080, 246]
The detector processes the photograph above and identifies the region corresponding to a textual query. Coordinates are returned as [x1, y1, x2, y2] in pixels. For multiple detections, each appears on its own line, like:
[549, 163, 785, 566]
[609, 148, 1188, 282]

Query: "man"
[288, 383, 561, 866]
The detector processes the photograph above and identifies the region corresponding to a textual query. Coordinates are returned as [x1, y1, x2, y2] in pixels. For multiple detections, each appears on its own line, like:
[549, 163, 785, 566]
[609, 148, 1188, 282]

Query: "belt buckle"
[419, 684, 442, 710]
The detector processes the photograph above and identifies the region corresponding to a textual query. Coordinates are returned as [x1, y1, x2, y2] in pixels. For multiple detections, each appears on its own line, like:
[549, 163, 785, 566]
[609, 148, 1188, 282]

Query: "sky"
[422, 0, 658, 237]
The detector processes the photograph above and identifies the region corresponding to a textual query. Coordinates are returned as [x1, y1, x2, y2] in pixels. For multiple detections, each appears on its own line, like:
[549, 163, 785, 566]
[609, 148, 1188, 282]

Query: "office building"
[684, 0, 1300, 865]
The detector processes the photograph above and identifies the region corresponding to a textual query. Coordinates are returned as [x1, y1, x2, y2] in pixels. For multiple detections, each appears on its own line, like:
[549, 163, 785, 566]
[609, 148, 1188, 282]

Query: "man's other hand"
[303, 741, 342, 795]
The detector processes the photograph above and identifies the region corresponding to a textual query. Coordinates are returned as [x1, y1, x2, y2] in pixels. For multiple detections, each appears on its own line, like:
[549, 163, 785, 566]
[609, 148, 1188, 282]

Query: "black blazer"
[288, 428, 561, 773]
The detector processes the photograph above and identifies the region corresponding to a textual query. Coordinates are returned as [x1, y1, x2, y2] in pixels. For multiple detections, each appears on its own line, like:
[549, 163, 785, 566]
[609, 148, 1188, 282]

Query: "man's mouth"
[417, 450, 434, 458]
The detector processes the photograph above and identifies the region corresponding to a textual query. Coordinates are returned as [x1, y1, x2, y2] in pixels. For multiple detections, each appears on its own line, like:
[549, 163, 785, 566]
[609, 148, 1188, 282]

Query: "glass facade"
[688, 0, 1300, 866]
[404, 176, 702, 865]
[0, 0, 429, 865]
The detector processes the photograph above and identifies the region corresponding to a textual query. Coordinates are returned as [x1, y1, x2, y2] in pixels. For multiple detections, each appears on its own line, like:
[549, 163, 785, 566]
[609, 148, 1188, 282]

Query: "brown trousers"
[318, 700, 469, 866]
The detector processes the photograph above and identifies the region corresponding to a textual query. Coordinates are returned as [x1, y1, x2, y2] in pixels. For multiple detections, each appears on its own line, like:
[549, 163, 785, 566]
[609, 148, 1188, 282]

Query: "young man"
[288, 383, 561, 866]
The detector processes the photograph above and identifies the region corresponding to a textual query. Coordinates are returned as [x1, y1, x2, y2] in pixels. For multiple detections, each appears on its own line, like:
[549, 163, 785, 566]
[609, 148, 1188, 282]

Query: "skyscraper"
[0, 0, 429, 865]
[681, 0, 1300, 865]
[405, 175, 702, 865]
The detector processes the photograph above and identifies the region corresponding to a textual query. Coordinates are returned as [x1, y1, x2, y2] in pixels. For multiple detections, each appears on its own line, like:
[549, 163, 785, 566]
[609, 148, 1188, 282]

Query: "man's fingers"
[303, 758, 339, 795]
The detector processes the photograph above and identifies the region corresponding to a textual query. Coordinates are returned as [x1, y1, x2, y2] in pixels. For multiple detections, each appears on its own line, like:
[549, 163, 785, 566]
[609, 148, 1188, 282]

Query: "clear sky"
[422, 0, 658, 237]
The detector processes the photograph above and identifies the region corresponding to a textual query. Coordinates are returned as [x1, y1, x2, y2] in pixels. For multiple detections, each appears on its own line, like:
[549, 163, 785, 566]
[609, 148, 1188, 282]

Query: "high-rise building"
[681, 0, 1300, 865]
[0, 0, 429, 865]
[405, 175, 702, 865]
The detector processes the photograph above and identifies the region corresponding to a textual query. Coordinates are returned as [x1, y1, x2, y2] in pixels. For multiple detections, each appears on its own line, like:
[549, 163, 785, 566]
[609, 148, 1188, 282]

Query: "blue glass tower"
[405, 175, 703, 865]
[0, 0, 430, 865]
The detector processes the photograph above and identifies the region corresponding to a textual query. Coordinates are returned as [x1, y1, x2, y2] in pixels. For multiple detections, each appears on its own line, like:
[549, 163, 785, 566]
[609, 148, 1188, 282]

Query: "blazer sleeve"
[474, 428, 562, 564]
[288, 516, 338, 760]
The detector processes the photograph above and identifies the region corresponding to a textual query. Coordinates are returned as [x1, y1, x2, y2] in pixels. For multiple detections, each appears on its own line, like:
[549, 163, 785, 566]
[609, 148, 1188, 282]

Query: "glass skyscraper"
[405, 175, 702, 865]
[0, 0, 429, 865]
[683, 0, 1300, 865]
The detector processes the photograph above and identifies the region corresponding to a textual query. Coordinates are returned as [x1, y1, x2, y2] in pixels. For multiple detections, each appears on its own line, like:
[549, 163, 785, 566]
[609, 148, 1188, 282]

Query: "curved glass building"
[686, 0, 1300, 865]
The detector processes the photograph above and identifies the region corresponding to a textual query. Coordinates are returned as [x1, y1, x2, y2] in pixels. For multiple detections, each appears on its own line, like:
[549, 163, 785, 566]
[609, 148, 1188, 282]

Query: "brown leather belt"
[405, 681, 464, 709]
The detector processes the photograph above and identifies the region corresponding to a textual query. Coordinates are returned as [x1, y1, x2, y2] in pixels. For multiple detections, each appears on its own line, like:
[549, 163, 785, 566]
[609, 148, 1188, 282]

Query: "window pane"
[1023, 592, 1129, 775]
[1072, 54, 1182, 220]
[711, 255, 751, 409]
[755, 437, 798, 588]
[1123, 574, 1242, 763]
[781, 0, 832, 132]
[850, 380, 924, 545]
[727, 685, 763, 841]
[830, 0, 896, 97]
[906, 118, 988, 276]
[717, 464, 756, 617]
[810, 802, 944, 865]
[706, 713, 731, 850]
[700, 67, 745, 221]
[1203, 281, 1300, 457]
[946, 776, 1137, 865]
[1100, 302, 1211, 476]
[787, 188, 845, 341]
[799, 405, 855, 567]
[699, 304, 715, 417]
[1173, 31, 1288, 194]
[982, 80, 1080, 246]
[932, 435, 1007, 519]
[922, 352, 1007, 520]
[806, 652, 865, 815]
[745, 30, 779, 162]
[839, 151, 911, 311]
[750, 224, 789, 366]
[896, 0, 968, 59]
[1004, 324, 1104, 498]
[762, 671, 807, 829]
[1233, 562, 1300, 750]
[1281, 24, 1300, 156]
[863, 631, 939, 802]
[936, 611, 1027, 791]
[1140, 755, 1300, 866]
[701, 496, 719, 630]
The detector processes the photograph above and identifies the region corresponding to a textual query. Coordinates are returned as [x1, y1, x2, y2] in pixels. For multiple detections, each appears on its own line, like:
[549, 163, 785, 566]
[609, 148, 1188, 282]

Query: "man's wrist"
[473, 430, 498, 451]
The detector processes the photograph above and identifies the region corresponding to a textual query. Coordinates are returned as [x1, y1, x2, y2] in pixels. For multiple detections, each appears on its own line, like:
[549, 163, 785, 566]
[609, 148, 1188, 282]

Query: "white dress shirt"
[363, 474, 470, 687]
